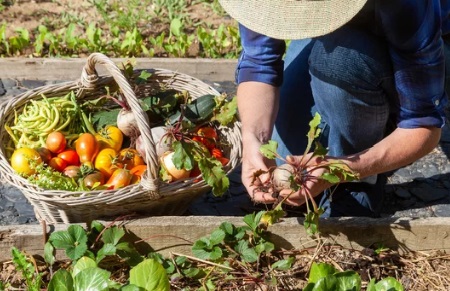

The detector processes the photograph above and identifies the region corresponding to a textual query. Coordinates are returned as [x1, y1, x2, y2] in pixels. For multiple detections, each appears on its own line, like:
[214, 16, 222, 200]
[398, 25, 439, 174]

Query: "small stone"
[394, 188, 412, 199]
[21, 80, 46, 89]
[431, 204, 450, 217]
[0, 79, 5, 96]
[410, 185, 449, 202]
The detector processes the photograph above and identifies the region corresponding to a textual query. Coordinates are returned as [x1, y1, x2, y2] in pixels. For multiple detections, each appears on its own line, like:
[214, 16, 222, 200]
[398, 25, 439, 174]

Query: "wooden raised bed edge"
[0, 216, 449, 262]
[0, 57, 238, 83]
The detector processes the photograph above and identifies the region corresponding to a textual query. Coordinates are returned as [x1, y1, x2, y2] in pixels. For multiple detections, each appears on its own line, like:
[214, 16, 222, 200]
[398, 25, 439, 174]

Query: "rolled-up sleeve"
[236, 24, 286, 87]
[380, 0, 448, 128]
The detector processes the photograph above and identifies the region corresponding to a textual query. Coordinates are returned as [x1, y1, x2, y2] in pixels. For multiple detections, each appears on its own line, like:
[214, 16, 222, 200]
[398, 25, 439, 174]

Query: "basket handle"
[79, 53, 159, 192]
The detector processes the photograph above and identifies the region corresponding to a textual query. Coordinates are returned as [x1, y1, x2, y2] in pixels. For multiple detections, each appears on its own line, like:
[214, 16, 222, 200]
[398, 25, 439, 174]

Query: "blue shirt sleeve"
[236, 24, 286, 87]
[378, 0, 448, 128]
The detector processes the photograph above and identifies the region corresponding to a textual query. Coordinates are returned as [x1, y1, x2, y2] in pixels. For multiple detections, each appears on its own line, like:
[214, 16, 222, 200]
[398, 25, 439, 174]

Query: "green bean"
[54, 114, 72, 132]
[42, 107, 60, 133]
[4, 125, 19, 146]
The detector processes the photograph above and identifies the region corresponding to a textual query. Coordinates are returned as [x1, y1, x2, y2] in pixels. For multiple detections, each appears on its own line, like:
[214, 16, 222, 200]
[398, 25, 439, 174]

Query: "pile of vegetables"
[4, 67, 239, 196]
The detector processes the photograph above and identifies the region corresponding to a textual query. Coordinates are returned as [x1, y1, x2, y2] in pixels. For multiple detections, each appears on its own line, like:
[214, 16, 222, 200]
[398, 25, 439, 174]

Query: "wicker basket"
[0, 53, 242, 224]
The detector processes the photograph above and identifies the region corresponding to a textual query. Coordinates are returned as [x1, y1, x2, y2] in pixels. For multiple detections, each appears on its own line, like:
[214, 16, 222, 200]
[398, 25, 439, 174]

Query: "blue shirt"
[236, 0, 450, 129]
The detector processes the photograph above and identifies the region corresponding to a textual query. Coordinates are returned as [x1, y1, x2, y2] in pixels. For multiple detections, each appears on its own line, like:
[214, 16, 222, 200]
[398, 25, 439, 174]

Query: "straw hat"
[218, 0, 368, 40]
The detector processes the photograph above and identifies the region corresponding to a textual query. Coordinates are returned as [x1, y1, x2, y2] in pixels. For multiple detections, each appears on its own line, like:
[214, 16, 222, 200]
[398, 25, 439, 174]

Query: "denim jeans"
[272, 25, 450, 217]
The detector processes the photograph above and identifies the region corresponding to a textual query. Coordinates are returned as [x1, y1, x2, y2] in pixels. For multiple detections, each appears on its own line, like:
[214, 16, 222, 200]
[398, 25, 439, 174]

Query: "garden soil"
[1, 1, 450, 290]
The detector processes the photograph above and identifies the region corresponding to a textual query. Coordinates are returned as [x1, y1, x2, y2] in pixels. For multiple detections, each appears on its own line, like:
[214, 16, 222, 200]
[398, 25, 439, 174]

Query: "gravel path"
[0, 78, 449, 225]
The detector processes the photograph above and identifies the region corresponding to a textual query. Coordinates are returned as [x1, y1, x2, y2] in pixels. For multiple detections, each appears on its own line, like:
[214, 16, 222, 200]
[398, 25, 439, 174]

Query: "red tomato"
[216, 157, 229, 166]
[211, 148, 223, 158]
[75, 133, 99, 163]
[48, 157, 68, 172]
[46, 131, 67, 154]
[197, 126, 218, 139]
[194, 126, 218, 150]
[58, 149, 80, 166]
[189, 165, 202, 178]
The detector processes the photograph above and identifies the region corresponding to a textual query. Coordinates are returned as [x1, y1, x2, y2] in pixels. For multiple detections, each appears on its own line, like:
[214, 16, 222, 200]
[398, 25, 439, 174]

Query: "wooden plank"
[0, 216, 449, 262]
[0, 58, 237, 83]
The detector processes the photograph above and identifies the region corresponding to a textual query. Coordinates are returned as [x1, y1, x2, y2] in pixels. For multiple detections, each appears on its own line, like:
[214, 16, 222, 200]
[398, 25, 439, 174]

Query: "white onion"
[117, 109, 140, 138]
[136, 126, 172, 159]
[272, 163, 296, 192]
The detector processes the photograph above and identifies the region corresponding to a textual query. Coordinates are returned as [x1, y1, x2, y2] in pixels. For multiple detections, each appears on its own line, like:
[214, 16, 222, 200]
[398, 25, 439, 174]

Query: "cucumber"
[168, 94, 217, 125]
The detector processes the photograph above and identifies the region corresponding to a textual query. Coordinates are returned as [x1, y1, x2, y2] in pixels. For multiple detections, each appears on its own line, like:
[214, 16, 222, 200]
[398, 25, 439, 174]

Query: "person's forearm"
[344, 127, 441, 180]
[237, 81, 279, 143]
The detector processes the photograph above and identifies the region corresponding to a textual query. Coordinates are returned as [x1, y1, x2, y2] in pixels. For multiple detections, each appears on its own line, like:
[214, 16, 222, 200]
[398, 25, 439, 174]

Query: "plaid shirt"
[236, 0, 450, 128]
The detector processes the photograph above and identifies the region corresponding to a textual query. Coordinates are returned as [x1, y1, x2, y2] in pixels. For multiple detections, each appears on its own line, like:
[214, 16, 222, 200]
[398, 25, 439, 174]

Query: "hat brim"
[218, 0, 368, 40]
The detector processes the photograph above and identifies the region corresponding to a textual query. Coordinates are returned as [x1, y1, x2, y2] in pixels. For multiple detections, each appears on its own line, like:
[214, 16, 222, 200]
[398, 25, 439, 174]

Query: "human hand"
[275, 154, 333, 207]
[246, 152, 335, 207]
[240, 135, 278, 204]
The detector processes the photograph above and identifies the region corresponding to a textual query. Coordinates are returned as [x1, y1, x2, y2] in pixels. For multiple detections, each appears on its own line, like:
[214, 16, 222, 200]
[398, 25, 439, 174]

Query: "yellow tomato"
[94, 148, 119, 179]
[95, 126, 123, 152]
[10, 148, 43, 176]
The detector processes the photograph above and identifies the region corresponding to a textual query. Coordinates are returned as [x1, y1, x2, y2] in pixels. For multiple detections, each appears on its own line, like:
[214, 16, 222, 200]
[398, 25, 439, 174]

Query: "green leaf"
[372, 277, 404, 291]
[260, 208, 286, 227]
[183, 267, 204, 279]
[213, 95, 238, 126]
[129, 258, 170, 291]
[313, 141, 328, 157]
[192, 243, 223, 261]
[321, 172, 341, 184]
[271, 257, 295, 271]
[308, 262, 336, 284]
[313, 275, 338, 291]
[304, 112, 322, 156]
[48, 269, 73, 291]
[120, 284, 145, 291]
[254, 241, 274, 255]
[101, 226, 125, 246]
[172, 140, 194, 171]
[243, 211, 264, 231]
[96, 243, 116, 264]
[170, 18, 182, 37]
[335, 270, 361, 290]
[304, 208, 324, 236]
[48, 225, 88, 261]
[73, 267, 111, 291]
[209, 229, 226, 245]
[137, 70, 152, 84]
[116, 242, 143, 266]
[235, 240, 258, 263]
[367, 278, 377, 291]
[259, 140, 278, 159]
[219, 221, 235, 236]
[197, 157, 229, 196]
[72, 256, 97, 278]
[44, 241, 55, 266]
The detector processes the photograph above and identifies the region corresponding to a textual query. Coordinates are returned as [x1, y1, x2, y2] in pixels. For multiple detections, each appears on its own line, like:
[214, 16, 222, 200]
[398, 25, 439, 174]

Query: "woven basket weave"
[0, 53, 242, 224]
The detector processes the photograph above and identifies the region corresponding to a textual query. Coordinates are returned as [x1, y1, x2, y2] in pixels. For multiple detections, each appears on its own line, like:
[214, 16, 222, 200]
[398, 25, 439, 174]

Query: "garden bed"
[0, 216, 450, 289]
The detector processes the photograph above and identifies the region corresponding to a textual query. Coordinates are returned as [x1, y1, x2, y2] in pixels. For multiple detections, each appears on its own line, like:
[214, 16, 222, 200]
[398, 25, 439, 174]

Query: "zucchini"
[168, 94, 217, 125]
